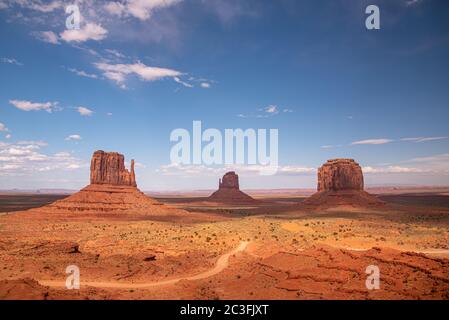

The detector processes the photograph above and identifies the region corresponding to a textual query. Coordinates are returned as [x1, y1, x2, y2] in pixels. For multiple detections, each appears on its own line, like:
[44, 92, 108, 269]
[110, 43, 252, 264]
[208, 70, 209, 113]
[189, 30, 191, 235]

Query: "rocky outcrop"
[35, 150, 188, 216]
[90, 151, 136, 187]
[219, 172, 240, 189]
[208, 172, 256, 203]
[303, 159, 383, 208]
[317, 159, 364, 192]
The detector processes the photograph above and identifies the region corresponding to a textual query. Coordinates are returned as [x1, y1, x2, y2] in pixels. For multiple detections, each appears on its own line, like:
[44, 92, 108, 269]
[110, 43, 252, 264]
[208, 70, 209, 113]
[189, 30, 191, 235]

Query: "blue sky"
[1, 0, 449, 190]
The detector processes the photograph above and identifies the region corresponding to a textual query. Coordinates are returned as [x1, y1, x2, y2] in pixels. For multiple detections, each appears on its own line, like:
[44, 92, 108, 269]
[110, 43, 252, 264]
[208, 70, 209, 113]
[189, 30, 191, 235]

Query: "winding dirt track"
[38, 241, 249, 289]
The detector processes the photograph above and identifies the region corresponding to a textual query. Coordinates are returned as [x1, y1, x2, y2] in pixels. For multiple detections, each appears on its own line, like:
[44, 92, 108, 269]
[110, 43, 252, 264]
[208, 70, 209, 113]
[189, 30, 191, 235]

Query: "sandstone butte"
[208, 171, 257, 204]
[303, 158, 384, 207]
[33, 150, 185, 215]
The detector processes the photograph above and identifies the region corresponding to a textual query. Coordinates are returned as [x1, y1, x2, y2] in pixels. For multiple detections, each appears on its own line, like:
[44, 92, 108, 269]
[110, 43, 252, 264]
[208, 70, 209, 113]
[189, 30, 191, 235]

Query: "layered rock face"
[209, 172, 256, 203]
[304, 159, 383, 207]
[36, 150, 186, 215]
[317, 159, 364, 192]
[90, 150, 136, 187]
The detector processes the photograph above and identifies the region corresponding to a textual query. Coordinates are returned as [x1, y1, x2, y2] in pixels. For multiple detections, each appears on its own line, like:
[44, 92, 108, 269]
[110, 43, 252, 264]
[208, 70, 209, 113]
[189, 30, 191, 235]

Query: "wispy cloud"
[174, 76, 193, 88]
[238, 105, 293, 118]
[0, 140, 86, 176]
[400, 136, 448, 143]
[77, 107, 93, 116]
[65, 134, 82, 141]
[200, 82, 211, 88]
[9, 99, 59, 113]
[0, 122, 9, 132]
[105, 49, 126, 59]
[94, 61, 182, 87]
[104, 0, 182, 21]
[9, 0, 63, 12]
[405, 0, 422, 7]
[32, 30, 59, 44]
[60, 23, 108, 43]
[352, 139, 394, 145]
[158, 163, 315, 177]
[363, 166, 428, 174]
[67, 67, 98, 79]
[1, 57, 23, 66]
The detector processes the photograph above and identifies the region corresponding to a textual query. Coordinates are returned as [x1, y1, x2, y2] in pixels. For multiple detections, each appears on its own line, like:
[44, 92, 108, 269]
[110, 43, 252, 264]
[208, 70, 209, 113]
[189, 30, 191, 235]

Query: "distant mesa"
[35, 150, 184, 215]
[303, 158, 383, 207]
[208, 171, 257, 204]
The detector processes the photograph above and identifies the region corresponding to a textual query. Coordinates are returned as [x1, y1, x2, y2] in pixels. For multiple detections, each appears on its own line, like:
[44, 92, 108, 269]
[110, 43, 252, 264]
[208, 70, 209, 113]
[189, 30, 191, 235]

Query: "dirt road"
[39, 241, 249, 289]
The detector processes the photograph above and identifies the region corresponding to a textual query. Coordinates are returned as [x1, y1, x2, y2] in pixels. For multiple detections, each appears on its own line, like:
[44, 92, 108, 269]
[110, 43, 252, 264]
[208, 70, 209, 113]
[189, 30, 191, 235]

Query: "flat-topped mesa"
[317, 158, 364, 192]
[303, 158, 383, 208]
[219, 171, 240, 190]
[90, 150, 137, 187]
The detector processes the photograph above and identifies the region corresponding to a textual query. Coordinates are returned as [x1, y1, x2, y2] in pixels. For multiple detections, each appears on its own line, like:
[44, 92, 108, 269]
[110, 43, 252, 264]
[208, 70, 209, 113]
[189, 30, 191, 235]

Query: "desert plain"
[1, 185, 449, 300]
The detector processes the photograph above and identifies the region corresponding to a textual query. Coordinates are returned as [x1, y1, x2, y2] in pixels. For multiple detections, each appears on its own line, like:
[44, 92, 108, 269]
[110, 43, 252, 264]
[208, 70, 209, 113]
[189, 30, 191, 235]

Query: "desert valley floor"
[1, 187, 449, 300]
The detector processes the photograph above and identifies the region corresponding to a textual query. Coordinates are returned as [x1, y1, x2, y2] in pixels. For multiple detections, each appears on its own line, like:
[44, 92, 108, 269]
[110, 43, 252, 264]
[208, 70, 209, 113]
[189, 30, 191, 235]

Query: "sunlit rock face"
[90, 150, 136, 187]
[317, 159, 364, 192]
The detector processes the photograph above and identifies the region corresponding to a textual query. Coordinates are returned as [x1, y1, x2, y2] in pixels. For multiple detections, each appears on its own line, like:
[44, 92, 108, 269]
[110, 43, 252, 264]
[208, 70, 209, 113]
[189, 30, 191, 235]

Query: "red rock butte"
[303, 158, 383, 207]
[34, 151, 185, 215]
[90, 150, 136, 187]
[208, 172, 257, 203]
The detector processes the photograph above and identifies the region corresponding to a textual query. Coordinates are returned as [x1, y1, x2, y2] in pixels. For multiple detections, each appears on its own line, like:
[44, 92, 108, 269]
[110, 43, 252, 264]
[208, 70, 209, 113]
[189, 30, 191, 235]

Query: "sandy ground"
[0, 189, 449, 300]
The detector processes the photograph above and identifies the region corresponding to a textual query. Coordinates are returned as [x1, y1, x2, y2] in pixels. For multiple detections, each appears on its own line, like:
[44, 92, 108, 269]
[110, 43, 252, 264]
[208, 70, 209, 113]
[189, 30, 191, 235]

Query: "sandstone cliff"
[304, 159, 383, 208]
[90, 150, 136, 187]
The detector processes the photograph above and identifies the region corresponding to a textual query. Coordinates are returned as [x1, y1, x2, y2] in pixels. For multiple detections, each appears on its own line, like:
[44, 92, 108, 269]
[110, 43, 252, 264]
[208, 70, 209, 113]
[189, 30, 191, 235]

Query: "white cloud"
[105, 49, 126, 59]
[174, 76, 193, 88]
[94, 61, 182, 86]
[363, 166, 428, 174]
[104, 2, 126, 16]
[409, 153, 449, 163]
[264, 105, 279, 114]
[67, 67, 98, 79]
[5, 134, 12, 139]
[33, 31, 59, 44]
[238, 104, 288, 118]
[1, 57, 23, 65]
[351, 138, 393, 145]
[77, 107, 93, 116]
[200, 82, 210, 88]
[401, 136, 448, 143]
[406, 0, 422, 6]
[60, 23, 108, 43]
[105, 0, 181, 21]
[0, 122, 9, 132]
[0, 140, 86, 176]
[12, 0, 63, 12]
[65, 134, 82, 141]
[158, 163, 316, 177]
[9, 99, 58, 113]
